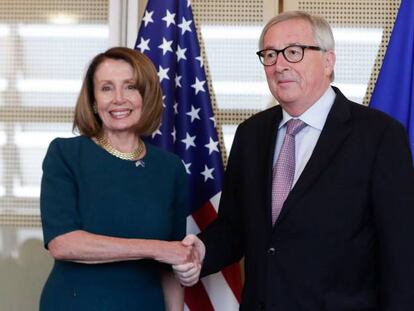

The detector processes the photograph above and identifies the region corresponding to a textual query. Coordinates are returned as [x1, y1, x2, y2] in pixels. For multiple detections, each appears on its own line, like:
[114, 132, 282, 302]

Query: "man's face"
[263, 18, 335, 115]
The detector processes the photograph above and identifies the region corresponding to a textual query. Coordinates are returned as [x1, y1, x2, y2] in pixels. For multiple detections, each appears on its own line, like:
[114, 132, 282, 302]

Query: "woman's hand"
[153, 240, 196, 265]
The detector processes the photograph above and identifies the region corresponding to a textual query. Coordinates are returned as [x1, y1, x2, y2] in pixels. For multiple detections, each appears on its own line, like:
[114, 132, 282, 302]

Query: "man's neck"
[280, 85, 332, 117]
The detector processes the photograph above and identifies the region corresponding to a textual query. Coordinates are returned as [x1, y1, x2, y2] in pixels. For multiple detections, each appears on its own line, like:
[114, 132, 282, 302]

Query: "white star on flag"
[171, 127, 176, 142]
[136, 37, 150, 53]
[181, 160, 191, 174]
[157, 65, 170, 82]
[142, 10, 154, 27]
[176, 45, 187, 61]
[162, 9, 176, 27]
[195, 55, 204, 68]
[152, 128, 162, 138]
[191, 77, 206, 95]
[178, 17, 193, 35]
[201, 165, 215, 181]
[173, 102, 179, 115]
[181, 133, 196, 150]
[186, 105, 201, 123]
[205, 137, 219, 155]
[210, 116, 216, 128]
[158, 37, 173, 55]
[175, 74, 182, 88]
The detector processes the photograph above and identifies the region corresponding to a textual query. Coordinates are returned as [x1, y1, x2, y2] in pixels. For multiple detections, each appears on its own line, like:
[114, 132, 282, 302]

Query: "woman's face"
[93, 58, 143, 136]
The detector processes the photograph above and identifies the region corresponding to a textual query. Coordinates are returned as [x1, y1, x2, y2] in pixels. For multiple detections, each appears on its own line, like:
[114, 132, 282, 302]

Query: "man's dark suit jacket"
[199, 87, 414, 311]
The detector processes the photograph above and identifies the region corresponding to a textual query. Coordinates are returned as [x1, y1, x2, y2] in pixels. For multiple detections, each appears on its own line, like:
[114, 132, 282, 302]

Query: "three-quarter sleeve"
[40, 139, 81, 248]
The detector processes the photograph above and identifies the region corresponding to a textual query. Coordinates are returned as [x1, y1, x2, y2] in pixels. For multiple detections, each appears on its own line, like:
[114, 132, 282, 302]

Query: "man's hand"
[172, 234, 205, 286]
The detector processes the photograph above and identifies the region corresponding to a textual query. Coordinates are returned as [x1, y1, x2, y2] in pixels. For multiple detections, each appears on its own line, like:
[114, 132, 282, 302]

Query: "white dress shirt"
[273, 86, 336, 186]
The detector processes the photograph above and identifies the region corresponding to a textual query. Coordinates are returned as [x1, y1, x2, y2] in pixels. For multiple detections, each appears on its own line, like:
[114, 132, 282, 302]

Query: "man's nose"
[274, 52, 289, 71]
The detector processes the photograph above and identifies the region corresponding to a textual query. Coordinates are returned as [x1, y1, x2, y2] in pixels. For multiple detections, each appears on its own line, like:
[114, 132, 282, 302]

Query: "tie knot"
[286, 119, 307, 136]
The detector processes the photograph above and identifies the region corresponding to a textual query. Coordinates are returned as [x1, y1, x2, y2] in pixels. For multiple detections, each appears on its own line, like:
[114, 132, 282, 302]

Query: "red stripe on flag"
[192, 201, 217, 231]
[192, 201, 243, 303]
[222, 263, 242, 302]
[185, 282, 214, 311]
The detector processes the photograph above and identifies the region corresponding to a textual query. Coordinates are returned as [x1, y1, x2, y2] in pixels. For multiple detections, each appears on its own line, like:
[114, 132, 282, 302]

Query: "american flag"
[135, 0, 242, 310]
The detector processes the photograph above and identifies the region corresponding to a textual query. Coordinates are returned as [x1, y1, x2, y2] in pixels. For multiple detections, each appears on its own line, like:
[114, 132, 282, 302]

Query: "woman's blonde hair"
[73, 47, 163, 137]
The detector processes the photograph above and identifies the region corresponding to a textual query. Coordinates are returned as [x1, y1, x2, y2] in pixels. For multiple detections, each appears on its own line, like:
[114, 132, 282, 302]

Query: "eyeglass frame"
[256, 44, 326, 66]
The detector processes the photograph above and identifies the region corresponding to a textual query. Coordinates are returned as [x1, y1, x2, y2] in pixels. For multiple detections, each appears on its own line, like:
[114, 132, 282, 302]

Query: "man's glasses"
[256, 45, 326, 66]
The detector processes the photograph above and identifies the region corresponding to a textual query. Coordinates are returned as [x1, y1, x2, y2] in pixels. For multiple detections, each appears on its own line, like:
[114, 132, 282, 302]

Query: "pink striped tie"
[272, 119, 307, 225]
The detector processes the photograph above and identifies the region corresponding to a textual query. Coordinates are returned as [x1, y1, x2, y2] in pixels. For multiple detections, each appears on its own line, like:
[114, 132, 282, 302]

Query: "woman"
[40, 47, 196, 310]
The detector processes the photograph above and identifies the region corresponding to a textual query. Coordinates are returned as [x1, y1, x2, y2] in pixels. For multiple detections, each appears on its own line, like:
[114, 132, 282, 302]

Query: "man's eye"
[264, 51, 276, 58]
[286, 48, 302, 56]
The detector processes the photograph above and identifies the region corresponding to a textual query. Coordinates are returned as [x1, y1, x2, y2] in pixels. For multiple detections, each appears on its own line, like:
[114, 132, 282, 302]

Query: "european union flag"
[370, 0, 414, 161]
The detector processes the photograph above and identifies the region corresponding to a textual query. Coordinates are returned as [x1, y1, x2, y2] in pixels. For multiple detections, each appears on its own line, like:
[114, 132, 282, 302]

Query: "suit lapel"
[276, 88, 353, 223]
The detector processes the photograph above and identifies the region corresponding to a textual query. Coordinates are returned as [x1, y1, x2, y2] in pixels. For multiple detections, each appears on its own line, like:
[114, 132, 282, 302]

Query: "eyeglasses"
[256, 45, 326, 66]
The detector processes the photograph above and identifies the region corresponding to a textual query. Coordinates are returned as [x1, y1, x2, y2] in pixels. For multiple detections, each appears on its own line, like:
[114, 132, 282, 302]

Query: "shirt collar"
[279, 86, 336, 130]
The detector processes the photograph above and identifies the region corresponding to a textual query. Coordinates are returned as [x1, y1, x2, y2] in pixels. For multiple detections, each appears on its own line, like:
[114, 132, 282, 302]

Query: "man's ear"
[324, 50, 336, 77]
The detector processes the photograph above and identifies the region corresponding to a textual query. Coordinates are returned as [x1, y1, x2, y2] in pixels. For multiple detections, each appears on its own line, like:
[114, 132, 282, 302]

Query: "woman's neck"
[103, 131, 138, 153]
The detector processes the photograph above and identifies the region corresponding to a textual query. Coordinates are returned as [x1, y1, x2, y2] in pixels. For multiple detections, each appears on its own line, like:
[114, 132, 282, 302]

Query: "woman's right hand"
[153, 241, 196, 265]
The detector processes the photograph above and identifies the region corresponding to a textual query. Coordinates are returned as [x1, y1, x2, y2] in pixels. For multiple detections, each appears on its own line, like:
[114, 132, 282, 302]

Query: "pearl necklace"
[96, 136, 144, 161]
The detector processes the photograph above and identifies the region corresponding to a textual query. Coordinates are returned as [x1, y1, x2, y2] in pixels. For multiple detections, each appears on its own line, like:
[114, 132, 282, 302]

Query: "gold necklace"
[96, 136, 144, 161]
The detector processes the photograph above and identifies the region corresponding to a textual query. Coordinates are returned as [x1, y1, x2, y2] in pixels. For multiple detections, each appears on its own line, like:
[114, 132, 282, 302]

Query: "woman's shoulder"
[46, 135, 94, 160]
[43, 136, 99, 173]
[49, 135, 91, 149]
[145, 143, 183, 167]
[50, 135, 88, 145]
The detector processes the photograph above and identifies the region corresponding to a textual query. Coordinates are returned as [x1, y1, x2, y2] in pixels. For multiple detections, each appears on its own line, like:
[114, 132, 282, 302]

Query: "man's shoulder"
[349, 99, 403, 129]
[333, 86, 403, 129]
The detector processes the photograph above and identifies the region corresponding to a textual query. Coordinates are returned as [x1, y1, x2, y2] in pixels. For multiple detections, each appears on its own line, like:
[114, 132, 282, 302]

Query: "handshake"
[163, 234, 205, 286]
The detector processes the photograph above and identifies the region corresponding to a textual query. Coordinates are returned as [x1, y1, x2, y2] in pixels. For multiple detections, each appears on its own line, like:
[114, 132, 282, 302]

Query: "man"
[174, 11, 414, 310]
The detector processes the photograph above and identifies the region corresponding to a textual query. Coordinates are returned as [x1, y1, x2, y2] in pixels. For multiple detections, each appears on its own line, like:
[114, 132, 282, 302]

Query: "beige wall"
[0, 0, 109, 309]
[0, 229, 52, 310]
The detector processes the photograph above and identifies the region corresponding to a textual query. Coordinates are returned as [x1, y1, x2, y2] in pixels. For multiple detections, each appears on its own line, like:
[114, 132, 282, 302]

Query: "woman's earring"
[92, 104, 98, 114]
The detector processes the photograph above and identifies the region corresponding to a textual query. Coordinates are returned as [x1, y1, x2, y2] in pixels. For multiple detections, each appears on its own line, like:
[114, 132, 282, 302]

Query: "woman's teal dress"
[39, 136, 188, 311]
